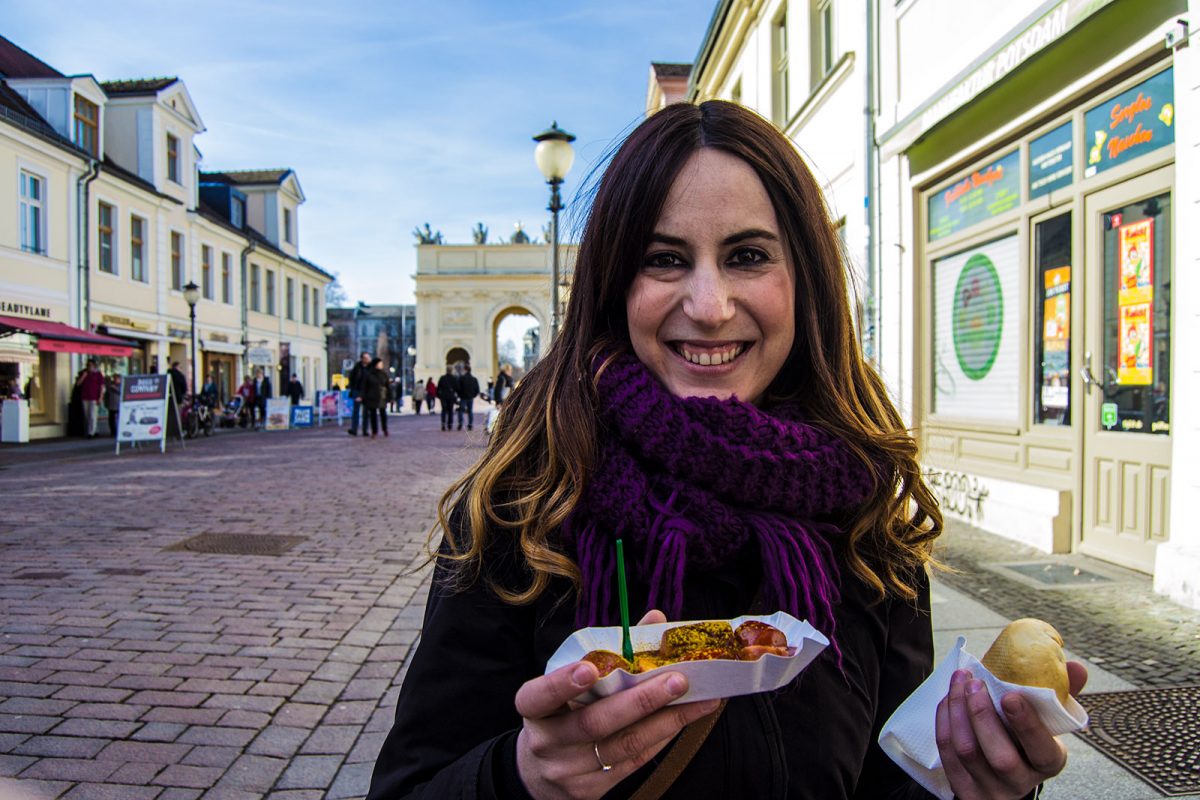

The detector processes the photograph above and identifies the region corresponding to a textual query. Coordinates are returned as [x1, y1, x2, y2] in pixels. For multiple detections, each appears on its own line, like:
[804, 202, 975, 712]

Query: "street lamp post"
[183, 281, 200, 400]
[533, 122, 575, 342]
[321, 321, 334, 391]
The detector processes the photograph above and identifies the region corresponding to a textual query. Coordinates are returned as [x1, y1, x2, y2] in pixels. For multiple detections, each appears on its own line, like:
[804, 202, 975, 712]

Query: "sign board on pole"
[115, 374, 178, 454]
[290, 405, 314, 428]
[265, 398, 291, 430]
[247, 347, 274, 366]
[317, 391, 340, 423]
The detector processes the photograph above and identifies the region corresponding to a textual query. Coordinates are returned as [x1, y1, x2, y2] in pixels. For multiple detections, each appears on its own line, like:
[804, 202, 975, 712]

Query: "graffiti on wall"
[926, 468, 990, 522]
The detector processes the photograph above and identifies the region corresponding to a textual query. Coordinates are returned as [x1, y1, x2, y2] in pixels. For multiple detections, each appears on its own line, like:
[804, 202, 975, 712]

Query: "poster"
[338, 390, 353, 418]
[265, 398, 291, 430]
[928, 150, 1020, 242]
[1084, 68, 1174, 177]
[115, 374, 172, 453]
[1118, 219, 1153, 305]
[932, 234, 1020, 421]
[290, 405, 314, 428]
[317, 390, 340, 420]
[1028, 122, 1073, 200]
[1118, 302, 1152, 385]
[1041, 266, 1071, 410]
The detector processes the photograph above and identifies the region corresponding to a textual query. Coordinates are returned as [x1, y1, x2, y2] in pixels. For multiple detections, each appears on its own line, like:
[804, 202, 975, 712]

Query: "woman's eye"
[728, 247, 769, 266]
[643, 252, 684, 269]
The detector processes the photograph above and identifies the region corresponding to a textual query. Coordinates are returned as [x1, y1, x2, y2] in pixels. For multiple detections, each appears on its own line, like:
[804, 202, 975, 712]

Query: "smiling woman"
[368, 101, 1081, 800]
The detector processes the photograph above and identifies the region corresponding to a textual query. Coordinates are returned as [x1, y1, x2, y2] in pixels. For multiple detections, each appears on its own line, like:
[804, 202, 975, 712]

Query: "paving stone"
[61, 784, 164, 799]
[298, 725, 361, 756]
[17, 757, 122, 781]
[51, 686, 132, 703]
[152, 764, 224, 789]
[210, 753, 287, 792]
[106, 760, 166, 784]
[180, 745, 241, 769]
[0, 754, 36, 777]
[273, 754, 344, 790]
[0, 715, 58, 734]
[13, 734, 109, 759]
[177, 726, 256, 748]
[96, 740, 193, 764]
[325, 760, 374, 800]
[49, 718, 140, 739]
[247, 726, 310, 759]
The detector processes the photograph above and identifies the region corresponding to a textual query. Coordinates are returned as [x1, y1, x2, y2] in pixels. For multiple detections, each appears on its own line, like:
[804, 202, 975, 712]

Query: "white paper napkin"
[878, 636, 1088, 800]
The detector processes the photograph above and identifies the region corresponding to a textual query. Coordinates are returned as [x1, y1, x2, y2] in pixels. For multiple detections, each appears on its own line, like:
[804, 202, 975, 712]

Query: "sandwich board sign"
[115, 374, 183, 454]
[290, 405, 314, 428]
[265, 398, 291, 431]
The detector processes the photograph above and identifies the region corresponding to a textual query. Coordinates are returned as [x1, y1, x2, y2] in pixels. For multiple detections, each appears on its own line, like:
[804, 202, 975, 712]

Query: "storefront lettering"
[1110, 92, 1152, 128]
[944, 165, 1005, 207]
[926, 468, 990, 522]
[1107, 122, 1154, 160]
[0, 302, 51, 318]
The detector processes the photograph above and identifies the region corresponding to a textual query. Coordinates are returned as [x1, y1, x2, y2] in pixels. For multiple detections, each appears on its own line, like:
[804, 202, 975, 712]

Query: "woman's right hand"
[514, 610, 719, 800]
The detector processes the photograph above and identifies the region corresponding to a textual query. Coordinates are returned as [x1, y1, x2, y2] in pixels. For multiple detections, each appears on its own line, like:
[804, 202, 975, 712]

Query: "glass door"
[1080, 167, 1173, 572]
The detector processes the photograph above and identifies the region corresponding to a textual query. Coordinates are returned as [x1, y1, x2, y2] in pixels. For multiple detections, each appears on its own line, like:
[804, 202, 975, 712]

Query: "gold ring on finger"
[593, 742, 614, 773]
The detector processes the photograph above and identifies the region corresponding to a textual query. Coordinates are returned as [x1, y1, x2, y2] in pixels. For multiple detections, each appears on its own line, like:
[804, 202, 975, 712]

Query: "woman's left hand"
[935, 661, 1087, 799]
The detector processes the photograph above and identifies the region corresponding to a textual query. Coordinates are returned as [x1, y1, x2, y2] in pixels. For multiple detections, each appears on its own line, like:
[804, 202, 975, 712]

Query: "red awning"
[0, 315, 136, 358]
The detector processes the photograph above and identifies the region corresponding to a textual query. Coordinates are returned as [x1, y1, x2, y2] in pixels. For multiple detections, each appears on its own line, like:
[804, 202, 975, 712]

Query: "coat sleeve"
[366, 542, 540, 800]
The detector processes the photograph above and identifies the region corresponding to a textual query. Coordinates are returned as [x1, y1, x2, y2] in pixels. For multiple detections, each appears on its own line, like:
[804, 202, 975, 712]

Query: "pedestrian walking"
[362, 357, 389, 438]
[67, 368, 86, 437]
[76, 359, 105, 438]
[494, 362, 514, 404]
[436, 366, 458, 432]
[287, 374, 304, 406]
[412, 378, 426, 414]
[253, 367, 272, 431]
[104, 373, 122, 437]
[367, 100, 1087, 800]
[237, 375, 256, 428]
[457, 364, 480, 431]
[347, 352, 371, 436]
[200, 372, 219, 408]
[425, 377, 438, 414]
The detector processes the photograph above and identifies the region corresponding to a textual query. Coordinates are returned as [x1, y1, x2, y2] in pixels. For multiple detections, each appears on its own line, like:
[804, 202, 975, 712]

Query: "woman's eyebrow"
[648, 228, 780, 246]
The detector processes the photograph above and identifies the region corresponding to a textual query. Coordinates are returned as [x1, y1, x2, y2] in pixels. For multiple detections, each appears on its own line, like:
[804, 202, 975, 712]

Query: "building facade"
[0, 35, 334, 437]
[326, 304, 416, 395]
[679, 0, 1200, 607]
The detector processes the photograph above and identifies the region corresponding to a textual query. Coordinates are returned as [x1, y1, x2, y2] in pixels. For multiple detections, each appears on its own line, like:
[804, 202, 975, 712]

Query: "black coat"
[368, 518, 941, 800]
[436, 374, 459, 402]
[363, 370, 388, 410]
[459, 373, 480, 402]
[350, 361, 369, 394]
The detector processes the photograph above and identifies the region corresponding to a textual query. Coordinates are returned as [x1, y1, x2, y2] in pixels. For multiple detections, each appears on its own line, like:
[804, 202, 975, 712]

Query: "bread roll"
[980, 618, 1070, 704]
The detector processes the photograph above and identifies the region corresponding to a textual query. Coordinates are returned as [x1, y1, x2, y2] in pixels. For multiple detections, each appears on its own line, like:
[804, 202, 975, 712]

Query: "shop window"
[98, 202, 115, 274]
[130, 215, 147, 282]
[1099, 193, 1171, 435]
[202, 245, 214, 300]
[932, 233, 1019, 422]
[170, 232, 185, 290]
[1034, 213, 1071, 425]
[221, 253, 232, 304]
[19, 170, 46, 255]
[266, 270, 276, 315]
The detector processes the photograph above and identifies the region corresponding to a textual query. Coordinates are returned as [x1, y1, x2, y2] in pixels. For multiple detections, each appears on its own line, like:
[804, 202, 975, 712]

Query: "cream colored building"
[413, 241, 576, 381]
[0, 36, 333, 439]
[677, 0, 1200, 607]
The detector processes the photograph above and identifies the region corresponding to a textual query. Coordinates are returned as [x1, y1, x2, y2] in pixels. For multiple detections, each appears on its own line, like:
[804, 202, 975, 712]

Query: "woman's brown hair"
[435, 100, 941, 604]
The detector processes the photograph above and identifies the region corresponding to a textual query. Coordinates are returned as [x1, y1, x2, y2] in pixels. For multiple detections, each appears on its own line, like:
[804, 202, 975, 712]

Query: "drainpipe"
[76, 160, 101, 337]
[863, 0, 879, 365]
[239, 241, 255, 377]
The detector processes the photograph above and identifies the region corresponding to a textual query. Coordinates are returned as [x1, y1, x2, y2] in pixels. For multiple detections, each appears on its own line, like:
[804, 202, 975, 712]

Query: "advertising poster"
[265, 398, 291, 431]
[928, 150, 1020, 242]
[1041, 266, 1071, 410]
[1118, 302, 1152, 385]
[1118, 219, 1153, 305]
[290, 405, 314, 428]
[338, 390, 353, 418]
[1084, 68, 1174, 177]
[317, 390, 340, 421]
[933, 234, 1020, 421]
[1028, 122, 1073, 200]
[116, 374, 171, 453]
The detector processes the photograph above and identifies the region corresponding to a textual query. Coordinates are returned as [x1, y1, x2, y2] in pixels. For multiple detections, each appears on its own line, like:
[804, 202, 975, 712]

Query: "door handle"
[1080, 351, 1103, 393]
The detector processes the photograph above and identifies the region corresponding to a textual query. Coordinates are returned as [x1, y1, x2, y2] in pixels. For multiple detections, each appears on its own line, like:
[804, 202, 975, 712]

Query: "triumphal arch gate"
[412, 239, 577, 384]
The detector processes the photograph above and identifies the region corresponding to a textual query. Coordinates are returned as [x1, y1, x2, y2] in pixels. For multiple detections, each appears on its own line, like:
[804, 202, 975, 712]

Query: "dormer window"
[167, 133, 180, 183]
[231, 196, 245, 228]
[284, 208, 293, 244]
[74, 96, 99, 157]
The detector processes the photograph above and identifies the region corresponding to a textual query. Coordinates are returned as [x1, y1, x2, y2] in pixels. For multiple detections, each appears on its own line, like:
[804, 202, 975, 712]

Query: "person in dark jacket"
[253, 367, 272, 431]
[436, 366, 459, 432]
[287, 374, 304, 406]
[362, 357, 389, 438]
[347, 351, 371, 436]
[456, 365, 480, 431]
[494, 362, 514, 405]
[367, 102, 1085, 800]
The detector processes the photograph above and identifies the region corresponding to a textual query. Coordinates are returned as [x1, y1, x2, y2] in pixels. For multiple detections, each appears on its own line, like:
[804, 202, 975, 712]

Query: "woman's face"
[626, 148, 795, 405]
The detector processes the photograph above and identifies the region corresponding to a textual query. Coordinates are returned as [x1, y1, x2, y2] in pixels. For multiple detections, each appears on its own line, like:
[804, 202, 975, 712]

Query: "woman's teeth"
[678, 344, 744, 366]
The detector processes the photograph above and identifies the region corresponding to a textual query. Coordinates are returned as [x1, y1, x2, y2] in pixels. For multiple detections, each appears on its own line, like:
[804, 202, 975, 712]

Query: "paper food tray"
[545, 611, 828, 706]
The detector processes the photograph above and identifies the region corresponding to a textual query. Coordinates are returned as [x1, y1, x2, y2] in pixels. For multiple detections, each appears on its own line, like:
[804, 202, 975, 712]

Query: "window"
[74, 95, 99, 157]
[130, 216, 146, 282]
[811, 0, 835, 88]
[98, 202, 115, 274]
[231, 196, 245, 228]
[167, 133, 180, 183]
[1034, 214, 1072, 426]
[772, 12, 789, 126]
[302, 282, 310, 324]
[202, 245, 214, 300]
[250, 264, 261, 312]
[221, 253, 232, 303]
[312, 287, 320, 324]
[171, 232, 184, 290]
[266, 269, 276, 315]
[286, 276, 295, 320]
[19, 170, 45, 254]
[284, 208, 293, 244]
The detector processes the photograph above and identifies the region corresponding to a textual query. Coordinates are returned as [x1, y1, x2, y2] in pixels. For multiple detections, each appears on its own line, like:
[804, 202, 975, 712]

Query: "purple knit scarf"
[563, 353, 878, 648]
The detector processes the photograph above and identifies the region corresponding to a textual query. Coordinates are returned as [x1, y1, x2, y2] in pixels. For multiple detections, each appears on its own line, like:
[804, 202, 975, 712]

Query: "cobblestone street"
[0, 414, 483, 800]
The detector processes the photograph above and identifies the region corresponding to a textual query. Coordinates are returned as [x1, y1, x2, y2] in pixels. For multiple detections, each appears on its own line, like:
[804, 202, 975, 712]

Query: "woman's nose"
[683, 262, 734, 327]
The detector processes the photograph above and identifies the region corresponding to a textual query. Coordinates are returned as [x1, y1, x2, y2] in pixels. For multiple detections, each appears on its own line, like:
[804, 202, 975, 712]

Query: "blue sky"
[4, 0, 712, 307]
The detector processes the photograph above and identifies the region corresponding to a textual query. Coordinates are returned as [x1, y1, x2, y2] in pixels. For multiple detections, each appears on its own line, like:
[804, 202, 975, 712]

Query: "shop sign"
[1116, 219, 1153, 385]
[928, 150, 1020, 242]
[1084, 69, 1174, 178]
[208, 332, 229, 343]
[101, 314, 151, 331]
[115, 374, 179, 454]
[265, 398, 291, 430]
[933, 234, 1019, 422]
[290, 405, 314, 428]
[1029, 122, 1073, 200]
[1040, 265, 1071, 410]
[168, 327, 190, 339]
[0, 301, 52, 319]
[247, 346, 274, 365]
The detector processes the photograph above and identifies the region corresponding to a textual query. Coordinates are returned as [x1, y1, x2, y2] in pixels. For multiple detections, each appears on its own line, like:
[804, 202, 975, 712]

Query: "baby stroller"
[220, 396, 244, 428]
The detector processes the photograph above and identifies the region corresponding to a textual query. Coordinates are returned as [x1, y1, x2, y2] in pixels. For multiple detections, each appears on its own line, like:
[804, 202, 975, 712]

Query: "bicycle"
[183, 394, 216, 439]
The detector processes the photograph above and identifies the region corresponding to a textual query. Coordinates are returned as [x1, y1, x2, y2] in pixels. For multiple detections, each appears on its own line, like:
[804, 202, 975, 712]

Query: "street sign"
[342, 358, 353, 372]
[248, 346, 274, 366]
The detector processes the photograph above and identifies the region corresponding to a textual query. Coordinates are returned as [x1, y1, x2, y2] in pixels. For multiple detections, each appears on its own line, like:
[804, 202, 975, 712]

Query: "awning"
[0, 315, 136, 358]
